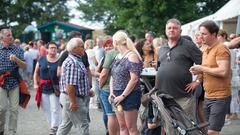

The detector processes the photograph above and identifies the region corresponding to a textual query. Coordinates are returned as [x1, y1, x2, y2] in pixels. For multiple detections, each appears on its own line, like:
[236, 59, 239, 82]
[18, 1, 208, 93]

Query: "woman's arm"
[33, 62, 40, 90]
[99, 68, 110, 88]
[114, 53, 140, 105]
[108, 77, 115, 103]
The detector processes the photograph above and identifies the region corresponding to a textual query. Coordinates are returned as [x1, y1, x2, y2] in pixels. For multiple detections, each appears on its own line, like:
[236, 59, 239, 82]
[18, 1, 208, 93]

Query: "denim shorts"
[204, 96, 231, 131]
[99, 90, 115, 116]
[113, 90, 141, 111]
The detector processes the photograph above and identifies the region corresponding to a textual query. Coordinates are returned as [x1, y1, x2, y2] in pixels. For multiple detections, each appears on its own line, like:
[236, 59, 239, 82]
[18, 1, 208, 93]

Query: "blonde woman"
[109, 30, 143, 135]
[84, 39, 98, 75]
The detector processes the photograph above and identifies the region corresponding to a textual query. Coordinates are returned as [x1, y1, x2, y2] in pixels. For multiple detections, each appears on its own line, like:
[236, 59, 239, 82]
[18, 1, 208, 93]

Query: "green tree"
[198, 0, 230, 15]
[0, 0, 70, 38]
[76, 0, 229, 37]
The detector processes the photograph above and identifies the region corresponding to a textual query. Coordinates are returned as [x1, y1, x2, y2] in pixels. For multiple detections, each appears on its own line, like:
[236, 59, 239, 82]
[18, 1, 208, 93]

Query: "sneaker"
[229, 114, 238, 120]
[224, 119, 231, 126]
[49, 127, 58, 135]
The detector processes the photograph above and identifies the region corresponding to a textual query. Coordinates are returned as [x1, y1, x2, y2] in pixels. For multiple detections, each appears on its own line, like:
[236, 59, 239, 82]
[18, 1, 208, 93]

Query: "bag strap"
[46, 57, 56, 89]
[116, 50, 132, 62]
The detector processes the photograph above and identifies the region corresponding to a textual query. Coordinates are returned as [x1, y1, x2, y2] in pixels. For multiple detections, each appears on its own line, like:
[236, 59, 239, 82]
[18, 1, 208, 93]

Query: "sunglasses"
[167, 51, 171, 61]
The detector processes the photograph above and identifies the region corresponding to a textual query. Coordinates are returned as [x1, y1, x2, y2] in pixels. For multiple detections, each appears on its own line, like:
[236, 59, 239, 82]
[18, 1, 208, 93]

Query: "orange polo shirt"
[202, 42, 231, 98]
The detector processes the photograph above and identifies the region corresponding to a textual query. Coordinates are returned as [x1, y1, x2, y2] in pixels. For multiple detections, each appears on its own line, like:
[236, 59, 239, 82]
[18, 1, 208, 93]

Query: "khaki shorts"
[175, 95, 197, 121]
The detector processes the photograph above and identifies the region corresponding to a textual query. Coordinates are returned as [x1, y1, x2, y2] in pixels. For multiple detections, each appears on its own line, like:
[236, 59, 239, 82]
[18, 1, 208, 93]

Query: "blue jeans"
[99, 90, 115, 115]
[98, 90, 108, 131]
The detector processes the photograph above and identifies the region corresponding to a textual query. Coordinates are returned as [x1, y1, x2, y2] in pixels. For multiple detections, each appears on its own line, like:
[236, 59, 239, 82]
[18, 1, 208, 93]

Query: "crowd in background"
[1, 18, 240, 135]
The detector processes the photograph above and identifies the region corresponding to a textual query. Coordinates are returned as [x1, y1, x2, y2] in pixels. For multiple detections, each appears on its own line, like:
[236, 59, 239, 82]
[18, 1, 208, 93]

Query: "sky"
[0, 1, 104, 30]
[67, 0, 104, 29]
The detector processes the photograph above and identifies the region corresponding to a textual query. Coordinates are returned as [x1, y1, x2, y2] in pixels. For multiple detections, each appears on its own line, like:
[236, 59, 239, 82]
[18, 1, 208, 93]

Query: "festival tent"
[181, 0, 240, 38]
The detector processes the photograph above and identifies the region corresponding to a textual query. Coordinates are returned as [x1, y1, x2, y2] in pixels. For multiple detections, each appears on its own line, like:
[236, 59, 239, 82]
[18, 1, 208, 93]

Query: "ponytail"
[126, 37, 142, 61]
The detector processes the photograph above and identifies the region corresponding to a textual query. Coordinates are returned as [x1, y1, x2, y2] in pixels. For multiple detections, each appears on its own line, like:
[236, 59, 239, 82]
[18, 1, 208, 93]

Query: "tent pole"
[236, 15, 240, 35]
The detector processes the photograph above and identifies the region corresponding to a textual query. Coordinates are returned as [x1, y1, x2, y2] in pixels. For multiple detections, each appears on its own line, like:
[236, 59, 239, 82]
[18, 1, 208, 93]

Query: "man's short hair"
[0, 29, 11, 40]
[37, 40, 44, 45]
[68, 31, 82, 40]
[28, 41, 34, 47]
[218, 29, 228, 40]
[66, 38, 83, 52]
[146, 31, 156, 38]
[199, 20, 219, 36]
[46, 41, 57, 49]
[166, 18, 181, 27]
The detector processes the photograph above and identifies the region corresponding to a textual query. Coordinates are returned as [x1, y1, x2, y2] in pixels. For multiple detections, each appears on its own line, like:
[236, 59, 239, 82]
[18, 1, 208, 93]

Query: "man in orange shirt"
[190, 20, 231, 135]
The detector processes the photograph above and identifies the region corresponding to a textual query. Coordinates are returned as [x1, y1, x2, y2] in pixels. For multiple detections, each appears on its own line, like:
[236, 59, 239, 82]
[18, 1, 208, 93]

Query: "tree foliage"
[0, 0, 70, 38]
[197, 0, 230, 15]
[76, 0, 229, 37]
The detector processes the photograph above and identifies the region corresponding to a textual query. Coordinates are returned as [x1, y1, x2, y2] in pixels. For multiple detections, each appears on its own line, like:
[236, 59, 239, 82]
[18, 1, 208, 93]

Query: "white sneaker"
[224, 119, 231, 126]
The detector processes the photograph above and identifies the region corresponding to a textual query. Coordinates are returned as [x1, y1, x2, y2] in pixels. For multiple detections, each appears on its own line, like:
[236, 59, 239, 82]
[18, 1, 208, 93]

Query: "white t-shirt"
[86, 49, 97, 70]
[24, 49, 38, 73]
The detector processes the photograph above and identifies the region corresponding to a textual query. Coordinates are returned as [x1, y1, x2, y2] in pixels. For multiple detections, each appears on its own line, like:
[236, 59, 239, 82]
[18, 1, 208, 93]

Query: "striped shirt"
[0, 44, 24, 90]
[60, 54, 90, 96]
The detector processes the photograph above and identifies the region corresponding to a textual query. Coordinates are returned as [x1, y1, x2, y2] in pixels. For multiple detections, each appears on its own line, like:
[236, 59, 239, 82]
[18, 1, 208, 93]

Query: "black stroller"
[145, 88, 208, 135]
[140, 77, 162, 135]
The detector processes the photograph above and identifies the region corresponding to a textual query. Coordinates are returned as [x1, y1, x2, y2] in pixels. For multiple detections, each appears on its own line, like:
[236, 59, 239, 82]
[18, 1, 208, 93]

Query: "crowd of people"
[0, 18, 240, 135]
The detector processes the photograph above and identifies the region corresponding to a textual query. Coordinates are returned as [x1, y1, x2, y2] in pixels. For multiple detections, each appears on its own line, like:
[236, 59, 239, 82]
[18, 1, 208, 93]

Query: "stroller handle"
[186, 122, 209, 132]
[148, 87, 158, 96]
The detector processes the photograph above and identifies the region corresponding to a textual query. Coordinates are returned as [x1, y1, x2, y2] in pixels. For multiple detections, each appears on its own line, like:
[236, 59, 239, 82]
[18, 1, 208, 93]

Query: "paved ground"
[17, 90, 105, 135]
[11, 90, 240, 135]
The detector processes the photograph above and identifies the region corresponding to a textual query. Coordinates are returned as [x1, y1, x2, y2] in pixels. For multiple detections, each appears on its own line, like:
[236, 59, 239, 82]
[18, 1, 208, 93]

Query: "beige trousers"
[0, 87, 19, 135]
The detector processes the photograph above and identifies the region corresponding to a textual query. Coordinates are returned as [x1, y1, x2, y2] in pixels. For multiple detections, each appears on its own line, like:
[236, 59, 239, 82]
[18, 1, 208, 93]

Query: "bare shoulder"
[128, 52, 140, 63]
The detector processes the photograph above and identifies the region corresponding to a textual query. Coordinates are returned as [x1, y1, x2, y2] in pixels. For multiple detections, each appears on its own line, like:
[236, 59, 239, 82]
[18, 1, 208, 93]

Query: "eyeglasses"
[167, 51, 171, 61]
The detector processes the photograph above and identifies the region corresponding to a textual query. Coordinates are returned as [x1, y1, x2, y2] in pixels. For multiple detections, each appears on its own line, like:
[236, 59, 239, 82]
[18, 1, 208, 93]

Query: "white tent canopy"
[213, 0, 240, 21]
[182, 0, 240, 38]
[181, 15, 214, 36]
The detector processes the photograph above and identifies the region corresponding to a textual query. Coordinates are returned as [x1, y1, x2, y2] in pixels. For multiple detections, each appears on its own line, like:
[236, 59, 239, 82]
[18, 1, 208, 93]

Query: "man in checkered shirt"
[0, 29, 26, 135]
[57, 38, 92, 135]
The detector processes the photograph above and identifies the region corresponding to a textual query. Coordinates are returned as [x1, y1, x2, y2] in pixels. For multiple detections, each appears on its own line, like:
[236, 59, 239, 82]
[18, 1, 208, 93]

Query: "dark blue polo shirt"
[156, 37, 202, 98]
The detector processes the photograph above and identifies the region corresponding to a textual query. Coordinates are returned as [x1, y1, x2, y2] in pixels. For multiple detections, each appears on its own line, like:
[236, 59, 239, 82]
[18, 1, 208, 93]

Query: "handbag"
[53, 85, 60, 97]
[0, 69, 30, 108]
[47, 61, 60, 97]
[19, 79, 31, 108]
